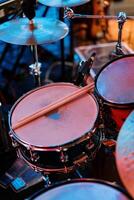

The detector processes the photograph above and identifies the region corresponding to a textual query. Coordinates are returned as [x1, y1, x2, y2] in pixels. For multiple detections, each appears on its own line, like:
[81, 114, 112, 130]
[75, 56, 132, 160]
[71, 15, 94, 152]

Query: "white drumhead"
[34, 181, 130, 200]
[96, 56, 134, 104]
[11, 83, 98, 148]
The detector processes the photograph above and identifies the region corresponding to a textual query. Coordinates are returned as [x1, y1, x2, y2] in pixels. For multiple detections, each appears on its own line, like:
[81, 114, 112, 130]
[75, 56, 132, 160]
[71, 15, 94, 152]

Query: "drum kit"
[0, 0, 134, 199]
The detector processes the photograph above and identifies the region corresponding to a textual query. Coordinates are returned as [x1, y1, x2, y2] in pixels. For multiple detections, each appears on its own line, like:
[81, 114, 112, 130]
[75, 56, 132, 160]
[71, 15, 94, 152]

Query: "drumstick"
[12, 83, 94, 130]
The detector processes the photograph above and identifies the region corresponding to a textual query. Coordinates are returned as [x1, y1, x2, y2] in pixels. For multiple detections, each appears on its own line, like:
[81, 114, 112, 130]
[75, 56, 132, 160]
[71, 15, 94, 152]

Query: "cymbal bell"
[0, 17, 69, 45]
[116, 111, 134, 199]
[38, 0, 90, 7]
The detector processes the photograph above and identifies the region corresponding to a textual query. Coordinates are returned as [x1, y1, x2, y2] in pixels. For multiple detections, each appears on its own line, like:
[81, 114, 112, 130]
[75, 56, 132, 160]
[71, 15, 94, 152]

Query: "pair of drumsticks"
[13, 83, 94, 130]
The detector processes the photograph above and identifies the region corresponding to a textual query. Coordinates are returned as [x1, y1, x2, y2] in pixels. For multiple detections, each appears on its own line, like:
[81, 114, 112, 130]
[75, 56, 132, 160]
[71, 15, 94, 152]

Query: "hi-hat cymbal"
[116, 111, 134, 199]
[0, 17, 69, 45]
[38, 0, 90, 7]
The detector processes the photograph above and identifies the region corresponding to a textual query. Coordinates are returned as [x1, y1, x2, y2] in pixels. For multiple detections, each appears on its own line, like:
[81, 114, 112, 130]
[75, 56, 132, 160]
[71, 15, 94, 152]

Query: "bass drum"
[29, 179, 132, 200]
[9, 83, 101, 174]
[95, 54, 134, 138]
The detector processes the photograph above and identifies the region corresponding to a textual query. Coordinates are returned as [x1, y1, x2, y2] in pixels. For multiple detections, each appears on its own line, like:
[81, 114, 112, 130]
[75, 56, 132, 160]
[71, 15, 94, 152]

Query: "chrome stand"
[29, 45, 42, 87]
[115, 12, 127, 56]
[64, 9, 127, 58]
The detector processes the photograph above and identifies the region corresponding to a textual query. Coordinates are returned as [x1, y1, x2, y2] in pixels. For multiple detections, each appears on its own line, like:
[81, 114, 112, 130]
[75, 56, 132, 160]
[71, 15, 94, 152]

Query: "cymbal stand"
[115, 12, 127, 56]
[64, 7, 74, 63]
[29, 44, 42, 87]
[64, 10, 134, 20]
[59, 8, 68, 81]
[64, 9, 128, 58]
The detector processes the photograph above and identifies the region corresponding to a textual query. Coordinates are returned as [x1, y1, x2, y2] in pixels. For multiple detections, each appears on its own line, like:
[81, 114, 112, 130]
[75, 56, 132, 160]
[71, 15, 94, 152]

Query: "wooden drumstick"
[12, 83, 94, 130]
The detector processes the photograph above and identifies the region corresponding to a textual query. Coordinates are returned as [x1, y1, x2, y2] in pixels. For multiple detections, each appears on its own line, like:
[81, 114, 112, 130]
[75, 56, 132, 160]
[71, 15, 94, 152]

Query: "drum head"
[10, 83, 98, 148]
[96, 55, 134, 105]
[31, 179, 130, 200]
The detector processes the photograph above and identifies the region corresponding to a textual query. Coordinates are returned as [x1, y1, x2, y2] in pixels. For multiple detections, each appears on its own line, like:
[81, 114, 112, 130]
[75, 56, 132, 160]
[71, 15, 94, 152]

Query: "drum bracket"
[29, 148, 40, 163]
[9, 132, 18, 148]
[102, 139, 116, 155]
[60, 150, 69, 163]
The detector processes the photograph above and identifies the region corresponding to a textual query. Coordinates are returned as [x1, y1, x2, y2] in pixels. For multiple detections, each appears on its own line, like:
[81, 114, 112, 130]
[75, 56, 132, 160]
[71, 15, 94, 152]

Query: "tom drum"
[95, 54, 134, 138]
[29, 179, 132, 200]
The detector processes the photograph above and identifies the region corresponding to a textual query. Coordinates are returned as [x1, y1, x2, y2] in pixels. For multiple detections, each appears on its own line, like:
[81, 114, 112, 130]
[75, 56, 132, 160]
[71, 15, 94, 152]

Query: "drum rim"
[29, 178, 132, 200]
[95, 54, 134, 107]
[9, 82, 99, 150]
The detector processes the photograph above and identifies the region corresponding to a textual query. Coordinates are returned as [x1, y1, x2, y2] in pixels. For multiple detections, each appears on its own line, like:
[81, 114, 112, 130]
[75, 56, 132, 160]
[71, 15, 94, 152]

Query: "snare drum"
[95, 54, 134, 138]
[30, 179, 131, 200]
[9, 83, 101, 173]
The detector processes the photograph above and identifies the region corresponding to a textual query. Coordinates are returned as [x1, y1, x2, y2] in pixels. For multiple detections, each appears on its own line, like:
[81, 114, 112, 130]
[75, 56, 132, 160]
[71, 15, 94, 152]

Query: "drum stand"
[29, 45, 42, 87]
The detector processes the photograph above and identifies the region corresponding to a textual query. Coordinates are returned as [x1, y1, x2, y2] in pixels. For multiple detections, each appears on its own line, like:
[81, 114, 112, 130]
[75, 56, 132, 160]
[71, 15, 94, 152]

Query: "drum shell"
[15, 127, 101, 173]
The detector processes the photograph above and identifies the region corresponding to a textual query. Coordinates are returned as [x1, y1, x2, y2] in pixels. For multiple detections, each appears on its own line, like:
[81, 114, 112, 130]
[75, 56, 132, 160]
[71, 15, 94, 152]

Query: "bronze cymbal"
[0, 17, 69, 45]
[38, 0, 90, 7]
[116, 111, 134, 199]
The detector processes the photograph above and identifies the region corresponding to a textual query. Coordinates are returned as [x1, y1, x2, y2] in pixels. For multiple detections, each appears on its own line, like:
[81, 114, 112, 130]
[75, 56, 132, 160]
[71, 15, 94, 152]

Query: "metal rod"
[72, 14, 134, 20]
[30, 44, 41, 87]
[34, 45, 39, 66]
[59, 8, 65, 81]
[64, 7, 134, 20]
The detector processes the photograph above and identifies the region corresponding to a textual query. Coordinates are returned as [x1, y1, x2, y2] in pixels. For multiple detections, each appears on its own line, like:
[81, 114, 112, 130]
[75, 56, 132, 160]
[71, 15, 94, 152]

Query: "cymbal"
[0, 18, 69, 45]
[38, 0, 90, 7]
[116, 111, 134, 199]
